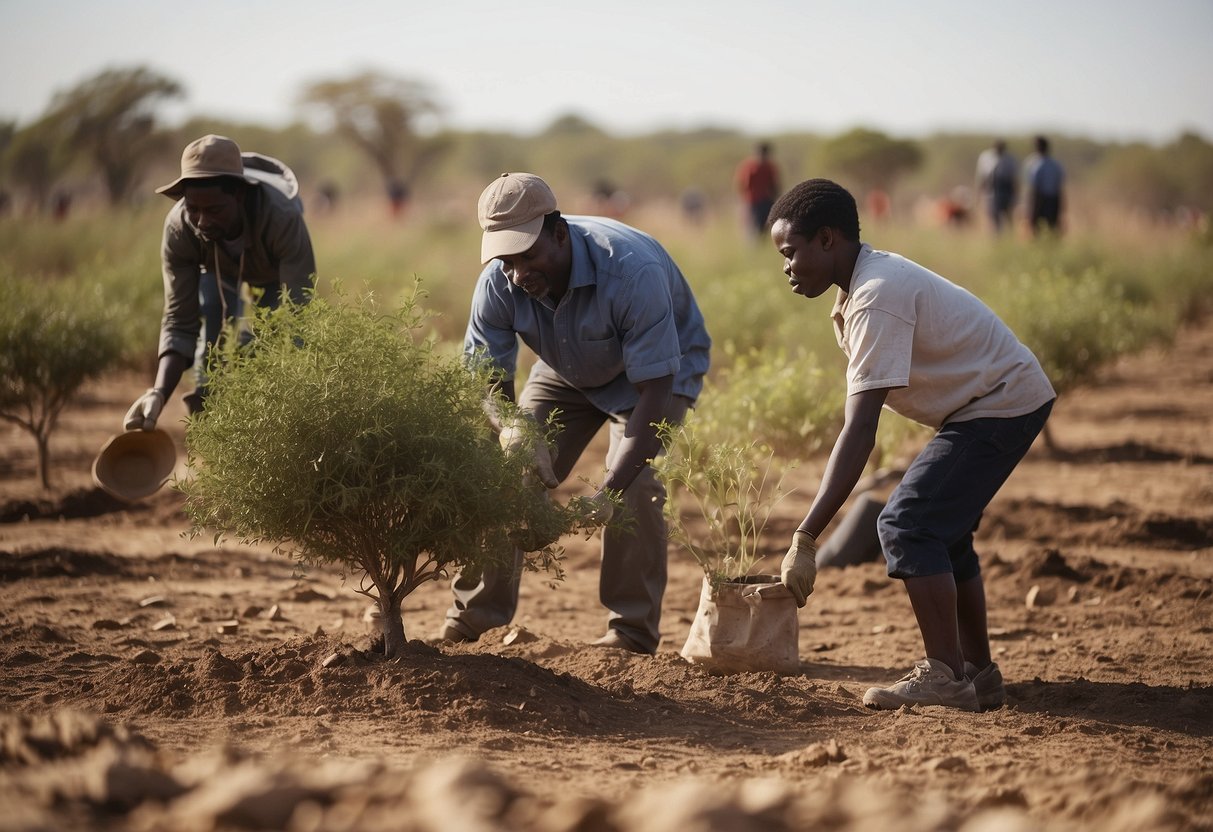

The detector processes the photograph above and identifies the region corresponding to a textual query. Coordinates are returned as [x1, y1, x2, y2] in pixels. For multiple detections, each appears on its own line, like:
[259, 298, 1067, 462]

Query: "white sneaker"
[964, 660, 1006, 710]
[863, 658, 980, 712]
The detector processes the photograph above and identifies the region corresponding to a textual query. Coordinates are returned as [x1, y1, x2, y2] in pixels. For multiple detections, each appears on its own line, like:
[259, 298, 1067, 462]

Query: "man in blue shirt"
[1023, 135, 1065, 236]
[440, 172, 711, 654]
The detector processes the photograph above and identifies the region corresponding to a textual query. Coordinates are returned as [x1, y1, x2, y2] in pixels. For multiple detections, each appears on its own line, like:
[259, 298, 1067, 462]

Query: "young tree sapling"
[180, 285, 601, 657]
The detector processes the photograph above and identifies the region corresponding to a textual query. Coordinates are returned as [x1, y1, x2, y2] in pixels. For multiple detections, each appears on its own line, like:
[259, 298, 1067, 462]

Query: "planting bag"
[680, 575, 799, 675]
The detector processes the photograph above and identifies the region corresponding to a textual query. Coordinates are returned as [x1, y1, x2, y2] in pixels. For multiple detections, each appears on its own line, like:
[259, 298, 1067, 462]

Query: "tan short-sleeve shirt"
[831, 245, 1055, 427]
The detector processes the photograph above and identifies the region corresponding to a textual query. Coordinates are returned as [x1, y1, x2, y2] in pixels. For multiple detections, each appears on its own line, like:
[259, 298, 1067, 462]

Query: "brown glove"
[780, 530, 818, 607]
[498, 421, 559, 489]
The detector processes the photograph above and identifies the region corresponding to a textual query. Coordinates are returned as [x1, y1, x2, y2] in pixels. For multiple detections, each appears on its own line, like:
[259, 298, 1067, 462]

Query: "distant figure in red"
[735, 141, 781, 238]
[866, 188, 891, 223]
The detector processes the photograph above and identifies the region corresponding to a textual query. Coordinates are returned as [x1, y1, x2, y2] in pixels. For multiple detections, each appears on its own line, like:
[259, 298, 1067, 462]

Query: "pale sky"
[2, 0, 1211, 144]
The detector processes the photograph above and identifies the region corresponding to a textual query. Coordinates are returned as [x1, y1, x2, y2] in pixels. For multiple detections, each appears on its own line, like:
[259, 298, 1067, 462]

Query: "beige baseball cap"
[156, 134, 258, 199]
[477, 172, 558, 264]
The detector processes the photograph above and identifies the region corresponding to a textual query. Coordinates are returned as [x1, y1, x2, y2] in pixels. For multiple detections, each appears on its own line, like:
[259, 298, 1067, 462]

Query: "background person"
[123, 134, 316, 431]
[767, 178, 1055, 712]
[734, 141, 781, 238]
[1023, 135, 1065, 235]
[441, 172, 712, 655]
[974, 138, 1018, 232]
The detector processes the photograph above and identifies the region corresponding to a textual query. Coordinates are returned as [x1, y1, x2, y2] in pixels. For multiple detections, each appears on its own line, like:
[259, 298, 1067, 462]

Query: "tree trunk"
[36, 431, 51, 491]
[379, 594, 407, 658]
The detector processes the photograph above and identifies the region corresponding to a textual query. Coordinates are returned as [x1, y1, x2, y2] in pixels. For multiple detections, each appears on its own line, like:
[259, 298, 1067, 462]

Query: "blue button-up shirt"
[1024, 154, 1064, 197]
[464, 216, 711, 415]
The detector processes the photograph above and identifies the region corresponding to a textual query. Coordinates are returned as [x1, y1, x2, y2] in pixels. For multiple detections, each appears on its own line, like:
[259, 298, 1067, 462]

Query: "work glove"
[584, 490, 616, 526]
[123, 388, 166, 432]
[499, 421, 559, 489]
[780, 530, 818, 607]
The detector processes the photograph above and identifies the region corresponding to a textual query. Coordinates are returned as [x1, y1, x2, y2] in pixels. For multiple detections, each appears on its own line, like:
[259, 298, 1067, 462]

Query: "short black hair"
[767, 178, 860, 242]
[541, 210, 564, 235]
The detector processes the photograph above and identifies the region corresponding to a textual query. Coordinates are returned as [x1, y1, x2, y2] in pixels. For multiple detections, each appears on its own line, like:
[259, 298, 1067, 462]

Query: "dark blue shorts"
[877, 400, 1054, 581]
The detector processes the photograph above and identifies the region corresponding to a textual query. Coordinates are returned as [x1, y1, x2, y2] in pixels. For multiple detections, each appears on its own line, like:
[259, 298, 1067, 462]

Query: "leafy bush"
[654, 416, 795, 588]
[0, 277, 125, 488]
[694, 344, 845, 460]
[179, 285, 600, 657]
[995, 266, 1173, 394]
[0, 209, 164, 362]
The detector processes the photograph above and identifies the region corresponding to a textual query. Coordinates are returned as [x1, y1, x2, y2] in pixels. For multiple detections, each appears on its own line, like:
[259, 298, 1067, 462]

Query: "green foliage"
[0, 277, 125, 488]
[818, 127, 923, 194]
[1087, 132, 1213, 215]
[695, 344, 845, 460]
[654, 417, 796, 587]
[297, 71, 445, 190]
[2, 116, 73, 208]
[994, 266, 1173, 394]
[42, 66, 183, 205]
[0, 207, 164, 360]
[179, 284, 599, 653]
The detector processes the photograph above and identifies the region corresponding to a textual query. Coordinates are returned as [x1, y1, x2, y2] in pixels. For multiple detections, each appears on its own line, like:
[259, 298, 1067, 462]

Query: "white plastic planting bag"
[680, 575, 800, 675]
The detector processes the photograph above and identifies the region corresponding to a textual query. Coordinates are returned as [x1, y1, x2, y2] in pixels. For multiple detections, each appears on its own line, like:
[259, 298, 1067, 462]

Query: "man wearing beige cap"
[441, 172, 711, 654]
[123, 134, 316, 430]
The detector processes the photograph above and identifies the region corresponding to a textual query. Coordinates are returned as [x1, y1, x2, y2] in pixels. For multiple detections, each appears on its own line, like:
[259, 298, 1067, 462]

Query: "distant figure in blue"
[1023, 135, 1065, 236]
[974, 139, 1018, 233]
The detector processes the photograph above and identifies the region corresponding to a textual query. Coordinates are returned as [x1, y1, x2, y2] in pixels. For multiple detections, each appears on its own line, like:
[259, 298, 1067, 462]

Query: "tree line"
[2, 65, 1211, 222]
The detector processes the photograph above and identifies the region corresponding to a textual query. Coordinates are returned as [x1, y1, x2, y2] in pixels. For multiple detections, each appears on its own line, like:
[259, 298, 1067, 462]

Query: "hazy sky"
[2, 0, 1210, 144]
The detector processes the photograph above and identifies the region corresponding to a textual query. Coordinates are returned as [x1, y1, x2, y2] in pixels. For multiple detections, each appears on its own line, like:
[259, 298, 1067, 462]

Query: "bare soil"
[1, 326, 1211, 831]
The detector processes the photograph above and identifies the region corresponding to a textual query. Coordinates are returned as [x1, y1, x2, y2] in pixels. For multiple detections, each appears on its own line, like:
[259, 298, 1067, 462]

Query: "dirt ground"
[1, 324, 1211, 832]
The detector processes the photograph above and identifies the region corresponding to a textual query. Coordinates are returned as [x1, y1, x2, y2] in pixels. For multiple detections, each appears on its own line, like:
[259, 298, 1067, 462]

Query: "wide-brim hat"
[478, 172, 558, 264]
[92, 429, 178, 502]
[156, 134, 258, 199]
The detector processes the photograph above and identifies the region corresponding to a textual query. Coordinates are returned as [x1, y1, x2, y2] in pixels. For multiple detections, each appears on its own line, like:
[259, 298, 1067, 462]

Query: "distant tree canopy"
[4, 62, 1212, 220]
[2, 117, 71, 209]
[818, 127, 923, 194]
[297, 71, 447, 201]
[1086, 131, 1213, 216]
[41, 66, 184, 205]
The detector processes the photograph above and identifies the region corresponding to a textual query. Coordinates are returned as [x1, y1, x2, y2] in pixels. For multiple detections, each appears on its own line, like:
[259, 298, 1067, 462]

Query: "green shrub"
[179, 284, 600, 657]
[694, 344, 846, 460]
[654, 416, 796, 588]
[995, 266, 1173, 394]
[0, 277, 125, 489]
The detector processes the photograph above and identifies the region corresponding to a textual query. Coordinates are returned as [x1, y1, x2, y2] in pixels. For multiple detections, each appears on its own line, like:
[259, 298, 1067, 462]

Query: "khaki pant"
[444, 363, 691, 653]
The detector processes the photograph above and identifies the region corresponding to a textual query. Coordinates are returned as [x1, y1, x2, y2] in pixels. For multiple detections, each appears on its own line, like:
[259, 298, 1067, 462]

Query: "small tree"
[41, 66, 183, 205]
[0, 278, 125, 489]
[297, 71, 447, 211]
[179, 285, 599, 657]
[653, 416, 795, 588]
[996, 267, 1171, 452]
[2, 117, 72, 212]
[819, 127, 922, 196]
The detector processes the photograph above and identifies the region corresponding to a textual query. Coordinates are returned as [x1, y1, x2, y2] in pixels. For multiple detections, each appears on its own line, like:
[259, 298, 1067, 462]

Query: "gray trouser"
[443, 366, 691, 653]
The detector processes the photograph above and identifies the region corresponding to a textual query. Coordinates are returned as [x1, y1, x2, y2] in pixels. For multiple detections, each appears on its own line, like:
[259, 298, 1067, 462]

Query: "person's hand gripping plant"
[179, 283, 604, 658]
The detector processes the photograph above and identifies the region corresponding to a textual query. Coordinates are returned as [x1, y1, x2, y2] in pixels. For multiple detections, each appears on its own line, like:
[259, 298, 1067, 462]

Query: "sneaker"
[588, 629, 652, 655]
[862, 658, 980, 712]
[965, 660, 1007, 710]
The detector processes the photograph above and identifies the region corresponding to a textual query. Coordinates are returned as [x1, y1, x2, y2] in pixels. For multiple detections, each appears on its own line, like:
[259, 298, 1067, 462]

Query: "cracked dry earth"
[1, 325, 1210, 831]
